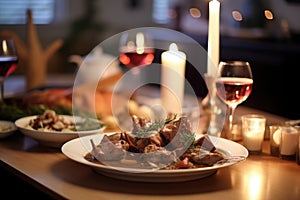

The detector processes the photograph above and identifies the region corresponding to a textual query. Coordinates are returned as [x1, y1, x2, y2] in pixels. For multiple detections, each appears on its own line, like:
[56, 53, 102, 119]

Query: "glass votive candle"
[241, 114, 266, 154]
[279, 126, 299, 160]
[284, 120, 300, 164]
[269, 125, 281, 156]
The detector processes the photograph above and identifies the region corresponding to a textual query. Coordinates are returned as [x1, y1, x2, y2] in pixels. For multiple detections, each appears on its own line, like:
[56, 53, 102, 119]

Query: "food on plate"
[27, 109, 104, 132]
[84, 115, 224, 169]
[27, 109, 75, 132]
[0, 124, 13, 132]
[0, 95, 73, 122]
[22, 88, 113, 116]
[23, 88, 73, 108]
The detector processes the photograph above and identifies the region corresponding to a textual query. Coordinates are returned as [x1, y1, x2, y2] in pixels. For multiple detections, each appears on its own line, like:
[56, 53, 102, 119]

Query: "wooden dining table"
[1, 75, 300, 200]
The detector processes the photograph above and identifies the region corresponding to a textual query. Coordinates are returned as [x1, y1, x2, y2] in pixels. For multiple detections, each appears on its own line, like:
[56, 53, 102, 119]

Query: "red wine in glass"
[119, 48, 154, 69]
[216, 61, 253, 141]
[216, 77, 253, 107]
[118, 31, 154, 74]
[0, 56, 18, 77]
[0, 39, 18, 104]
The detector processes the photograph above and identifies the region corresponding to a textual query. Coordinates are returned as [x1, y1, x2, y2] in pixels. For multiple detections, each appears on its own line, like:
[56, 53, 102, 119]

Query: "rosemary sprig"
[136, 120, 165, 138]
[135, 114, 178, 138]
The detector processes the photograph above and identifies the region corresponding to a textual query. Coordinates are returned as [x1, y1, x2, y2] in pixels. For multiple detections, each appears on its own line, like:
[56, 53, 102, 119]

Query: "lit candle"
[207, 0, 220, 77]
[242, 115, 266, 153]
[280, 126, 298, 157]
[161, 43, 186, 115]
[243, 130, 265, 151]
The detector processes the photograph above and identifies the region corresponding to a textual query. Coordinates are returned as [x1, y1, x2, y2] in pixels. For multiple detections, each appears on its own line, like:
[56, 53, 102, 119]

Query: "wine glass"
[118, 30, 154, 75]
[216, 61, 253, 140]
[0, 39, 18, 104]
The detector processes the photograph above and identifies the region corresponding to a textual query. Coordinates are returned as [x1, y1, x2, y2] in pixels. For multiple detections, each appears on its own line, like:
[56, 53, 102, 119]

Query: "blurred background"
[0, 0, 299, 119]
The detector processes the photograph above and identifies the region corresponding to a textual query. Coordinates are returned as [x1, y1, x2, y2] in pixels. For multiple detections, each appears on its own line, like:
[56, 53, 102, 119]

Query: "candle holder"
[241, 114, 266, 154]
[269, 125, 281, 157]
[204, 74, 223, 137]
[279, 126, 298, 160]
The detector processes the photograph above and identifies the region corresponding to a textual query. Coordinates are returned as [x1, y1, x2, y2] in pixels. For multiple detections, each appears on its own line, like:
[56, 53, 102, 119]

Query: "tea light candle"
[280, 126, 298, 158]
[243, 130, 265, 151]
[242, 114, 266, 153]
[161, 43, 186, 115]
[207, 0, 220, 77]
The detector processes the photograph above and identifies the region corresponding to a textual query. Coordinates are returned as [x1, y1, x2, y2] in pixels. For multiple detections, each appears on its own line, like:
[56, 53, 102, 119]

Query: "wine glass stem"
[228, 105, 237, 136]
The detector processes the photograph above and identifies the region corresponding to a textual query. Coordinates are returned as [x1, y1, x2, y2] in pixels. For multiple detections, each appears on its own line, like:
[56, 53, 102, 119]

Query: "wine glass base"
[230, 134, 243, 142]
[222, 123, 243, 142]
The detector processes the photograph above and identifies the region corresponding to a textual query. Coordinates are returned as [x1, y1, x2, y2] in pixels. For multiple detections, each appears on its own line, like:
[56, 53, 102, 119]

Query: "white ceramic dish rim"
[0, 120, 18, 138]
[15, 115, 105, 146]
[62, 133, 249, 175]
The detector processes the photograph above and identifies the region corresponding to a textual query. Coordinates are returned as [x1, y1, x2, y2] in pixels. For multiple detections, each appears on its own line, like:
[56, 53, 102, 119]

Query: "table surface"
[1, 104, 300, 200]
[1, 75, 300, 200]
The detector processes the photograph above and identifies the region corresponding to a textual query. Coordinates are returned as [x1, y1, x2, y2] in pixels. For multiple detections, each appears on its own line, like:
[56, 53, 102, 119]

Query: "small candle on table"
[242, 115, 266, 153]
[280, 126, 298, 157]
[244, 130, 265, 151]
[161, 43, 186, 115]
[207, 0, 220, 77]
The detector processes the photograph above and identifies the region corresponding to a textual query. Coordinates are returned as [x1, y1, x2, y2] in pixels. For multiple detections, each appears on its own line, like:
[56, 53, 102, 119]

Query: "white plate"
[61, 133, 248, 182]
[15, 115, 105, 147]
[0, 120, 17, 139]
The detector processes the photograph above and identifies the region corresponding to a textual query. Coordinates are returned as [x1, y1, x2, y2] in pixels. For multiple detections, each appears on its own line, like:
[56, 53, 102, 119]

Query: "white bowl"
[15, 115, 105, 147]
[0, 120, 17, 139]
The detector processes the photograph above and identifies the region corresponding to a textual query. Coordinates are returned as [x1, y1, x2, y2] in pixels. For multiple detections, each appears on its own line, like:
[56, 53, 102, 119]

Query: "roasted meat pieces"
[86, 115, 224, 169]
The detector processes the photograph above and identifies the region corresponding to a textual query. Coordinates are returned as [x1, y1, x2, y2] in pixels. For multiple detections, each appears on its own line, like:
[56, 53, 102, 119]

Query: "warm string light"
[231, 9, 274, 22]
[189, 8, 201, 18]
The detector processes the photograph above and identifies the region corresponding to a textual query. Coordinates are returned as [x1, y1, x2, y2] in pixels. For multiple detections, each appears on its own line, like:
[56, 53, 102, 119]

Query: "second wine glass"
[118, 31, 154, 75]
[0, 39, 18, 104]
[216, 61, 253, 140]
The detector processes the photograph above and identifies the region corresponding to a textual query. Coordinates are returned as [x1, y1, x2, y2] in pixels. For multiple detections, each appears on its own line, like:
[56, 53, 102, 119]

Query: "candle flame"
[2, 40, 8, 54]
[136, 32, 145, 54]
[169, 43, 178, 51]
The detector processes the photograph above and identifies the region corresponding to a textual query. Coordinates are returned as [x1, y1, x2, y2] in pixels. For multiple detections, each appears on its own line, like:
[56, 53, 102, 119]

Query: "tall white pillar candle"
[161, 43, 186, 115]
[207, 0, 220, 77]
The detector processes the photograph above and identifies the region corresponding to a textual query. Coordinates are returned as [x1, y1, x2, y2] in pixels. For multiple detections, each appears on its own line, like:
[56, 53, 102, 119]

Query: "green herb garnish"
[136, 120, 165, 138]
[135, 114, 178, 138]
[74, 118, 104, 131]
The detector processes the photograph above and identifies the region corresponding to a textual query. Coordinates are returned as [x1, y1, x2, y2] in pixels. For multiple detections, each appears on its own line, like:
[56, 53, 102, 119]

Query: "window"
[0, 0, 55, 24]
[152, 0, 170, 24]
